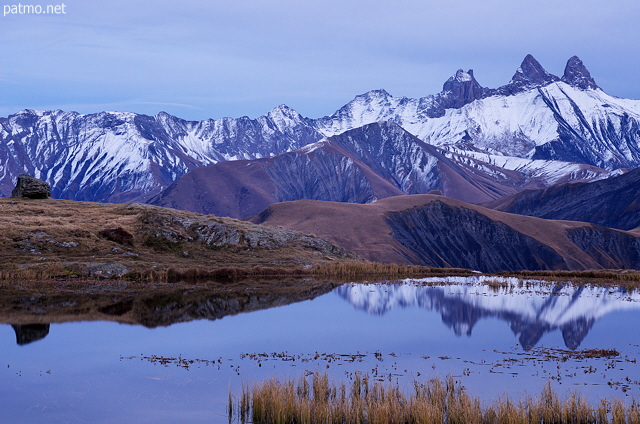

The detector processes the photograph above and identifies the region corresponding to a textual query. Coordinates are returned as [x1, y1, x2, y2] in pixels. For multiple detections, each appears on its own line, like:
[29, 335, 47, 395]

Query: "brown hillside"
[0, 197, 352, 279]
[251, 194, 640, 272]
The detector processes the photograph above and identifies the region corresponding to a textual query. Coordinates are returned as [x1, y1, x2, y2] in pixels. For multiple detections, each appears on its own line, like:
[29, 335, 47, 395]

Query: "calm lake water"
[1, 276, 639, 423]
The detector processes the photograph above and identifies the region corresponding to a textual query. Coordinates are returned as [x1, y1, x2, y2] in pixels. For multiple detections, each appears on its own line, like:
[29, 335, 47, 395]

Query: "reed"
[231, 373, 640, 424]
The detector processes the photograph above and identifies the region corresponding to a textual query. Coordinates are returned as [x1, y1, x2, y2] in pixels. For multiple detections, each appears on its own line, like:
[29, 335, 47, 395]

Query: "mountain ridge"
[486, 167, 640, 230]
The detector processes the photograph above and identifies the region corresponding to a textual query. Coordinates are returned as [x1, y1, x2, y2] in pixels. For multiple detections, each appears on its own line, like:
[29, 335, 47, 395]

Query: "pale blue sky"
[2, 0, 639, 120]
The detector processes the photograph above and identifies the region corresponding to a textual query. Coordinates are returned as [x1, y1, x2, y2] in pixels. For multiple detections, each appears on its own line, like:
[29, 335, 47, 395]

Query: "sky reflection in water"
[1, 277, 639, 423]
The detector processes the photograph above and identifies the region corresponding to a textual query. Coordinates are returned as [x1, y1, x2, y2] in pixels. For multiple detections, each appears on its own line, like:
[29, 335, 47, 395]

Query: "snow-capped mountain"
[316, 55, 640, 170]
[0, 106, 321, 201]
[336, 278, 640, 350]
[1, 55, 639, 203]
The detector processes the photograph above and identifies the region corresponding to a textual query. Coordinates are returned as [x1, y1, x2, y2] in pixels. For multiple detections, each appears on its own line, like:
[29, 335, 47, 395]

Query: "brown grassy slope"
[252, 199, 406, 263]
[250, 194, 640, 270]
[0, 197, 353, 278]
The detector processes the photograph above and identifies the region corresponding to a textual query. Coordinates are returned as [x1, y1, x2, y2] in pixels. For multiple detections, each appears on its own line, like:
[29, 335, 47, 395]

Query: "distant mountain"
[486, 167, 640, 231]
[336, 280, 640, 350]
[1, 55, 637, 204]
[149, 123, 405, 218]
[153, 122, 599, 218]
[0, 106, 321, 202]
[250, 194, 640, 272]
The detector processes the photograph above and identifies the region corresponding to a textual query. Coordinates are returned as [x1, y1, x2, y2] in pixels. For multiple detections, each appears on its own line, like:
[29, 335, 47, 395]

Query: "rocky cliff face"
[565, 227, 640, 268]
[562, 56, 599, 90]
[495, 54, 560, 96]
[386, 202, 566, 271]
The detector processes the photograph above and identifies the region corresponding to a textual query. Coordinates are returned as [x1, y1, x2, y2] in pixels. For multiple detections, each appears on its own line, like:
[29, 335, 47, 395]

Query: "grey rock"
[133, 206, 350, 257]
[55, 241, 78, 248]
[11, 174, 51, 199]
[59, 262, 130, 279]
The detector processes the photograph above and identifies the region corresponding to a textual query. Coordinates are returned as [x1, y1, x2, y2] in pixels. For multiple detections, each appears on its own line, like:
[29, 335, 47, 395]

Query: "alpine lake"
[1, 275, 639, 423]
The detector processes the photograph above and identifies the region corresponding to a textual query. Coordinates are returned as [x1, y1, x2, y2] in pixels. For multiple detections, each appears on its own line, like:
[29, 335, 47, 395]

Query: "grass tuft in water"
[230, 372, 640, 423]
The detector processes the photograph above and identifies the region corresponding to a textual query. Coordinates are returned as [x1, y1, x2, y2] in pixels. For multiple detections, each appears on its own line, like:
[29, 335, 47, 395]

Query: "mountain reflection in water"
[336, 277, 640, 350]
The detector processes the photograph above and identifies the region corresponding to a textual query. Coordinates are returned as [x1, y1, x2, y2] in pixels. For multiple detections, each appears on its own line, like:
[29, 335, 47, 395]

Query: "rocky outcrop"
[59, 262, 130, 279]
[132, 203, 350, 256]
[440, 69, 487, 109]
[11, 174, 50, 199]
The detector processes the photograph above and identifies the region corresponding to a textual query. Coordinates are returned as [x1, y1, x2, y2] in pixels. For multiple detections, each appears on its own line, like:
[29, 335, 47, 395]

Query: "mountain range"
[1, 55, 638, 207]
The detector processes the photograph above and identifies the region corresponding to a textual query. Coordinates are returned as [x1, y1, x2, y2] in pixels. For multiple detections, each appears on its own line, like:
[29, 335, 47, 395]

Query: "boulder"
[11, 174, 51, 199]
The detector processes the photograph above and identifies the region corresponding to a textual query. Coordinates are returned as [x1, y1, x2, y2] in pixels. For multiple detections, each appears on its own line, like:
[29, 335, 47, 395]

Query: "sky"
[2, 0, 640, 121]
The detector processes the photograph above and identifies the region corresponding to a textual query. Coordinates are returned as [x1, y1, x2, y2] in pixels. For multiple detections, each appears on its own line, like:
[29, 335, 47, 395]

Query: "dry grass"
[231, 373, 640, 424]
[3, 198, 640, 286]
[0, 198, 354, 282]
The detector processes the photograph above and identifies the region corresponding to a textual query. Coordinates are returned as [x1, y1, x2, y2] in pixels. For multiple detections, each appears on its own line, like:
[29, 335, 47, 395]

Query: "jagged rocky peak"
[367, 88, 392, 97]
[155, 111, 176, 121]
[440, 68, 486, 109]
[329, 89, 394, 118]
[562, 56, 599, 90]
[450, 69, 476, 83]
[267, 104, 301, 118]
[501, 54, 560, 94]
[355, 89, 393, 103]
